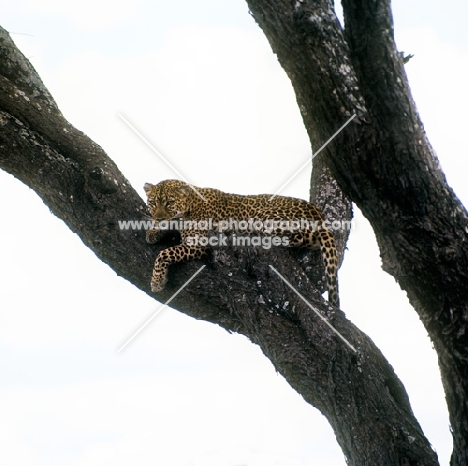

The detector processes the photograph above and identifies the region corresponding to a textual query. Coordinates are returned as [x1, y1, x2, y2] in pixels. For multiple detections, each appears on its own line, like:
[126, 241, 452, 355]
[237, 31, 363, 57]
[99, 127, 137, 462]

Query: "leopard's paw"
[150, 268, 168, 293]
[146, 229, 163, 244]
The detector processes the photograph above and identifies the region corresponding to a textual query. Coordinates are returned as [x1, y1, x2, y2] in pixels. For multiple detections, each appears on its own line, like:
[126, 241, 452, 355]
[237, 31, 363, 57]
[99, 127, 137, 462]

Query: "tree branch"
[244, 0, 468, 464]
[0, 22, 440, 466]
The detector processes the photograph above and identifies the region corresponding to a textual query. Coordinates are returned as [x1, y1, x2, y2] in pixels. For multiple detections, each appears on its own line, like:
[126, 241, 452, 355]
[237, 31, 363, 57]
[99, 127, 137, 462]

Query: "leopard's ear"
[143, 183, 154, 195]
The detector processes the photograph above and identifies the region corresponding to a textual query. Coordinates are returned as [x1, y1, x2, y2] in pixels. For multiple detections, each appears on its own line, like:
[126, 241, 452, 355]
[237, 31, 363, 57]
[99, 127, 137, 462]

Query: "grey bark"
[2, 0, 464, 461]
[244, 0, 468, 464]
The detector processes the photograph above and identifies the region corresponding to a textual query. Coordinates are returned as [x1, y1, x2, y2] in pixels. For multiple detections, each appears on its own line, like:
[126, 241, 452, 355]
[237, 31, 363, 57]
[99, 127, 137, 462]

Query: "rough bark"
[1, 1, 463, 461]
[244, 0, 468, 464]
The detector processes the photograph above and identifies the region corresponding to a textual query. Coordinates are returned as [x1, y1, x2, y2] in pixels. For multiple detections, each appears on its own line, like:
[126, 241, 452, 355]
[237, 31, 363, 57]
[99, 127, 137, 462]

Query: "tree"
[1, 0, 467, 464]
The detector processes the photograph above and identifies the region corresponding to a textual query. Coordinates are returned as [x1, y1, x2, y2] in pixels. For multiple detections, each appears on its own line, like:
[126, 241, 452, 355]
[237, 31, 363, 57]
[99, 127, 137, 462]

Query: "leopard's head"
[144, 179, 192, 220]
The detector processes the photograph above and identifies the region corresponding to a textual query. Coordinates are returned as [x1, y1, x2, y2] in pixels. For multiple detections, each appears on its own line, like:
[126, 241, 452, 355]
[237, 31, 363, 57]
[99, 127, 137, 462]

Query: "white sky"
[0, 0, 467, 465]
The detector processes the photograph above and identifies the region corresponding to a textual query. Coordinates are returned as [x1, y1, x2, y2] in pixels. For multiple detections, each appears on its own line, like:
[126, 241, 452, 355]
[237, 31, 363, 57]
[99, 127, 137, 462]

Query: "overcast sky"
[1, 1, 467, 465]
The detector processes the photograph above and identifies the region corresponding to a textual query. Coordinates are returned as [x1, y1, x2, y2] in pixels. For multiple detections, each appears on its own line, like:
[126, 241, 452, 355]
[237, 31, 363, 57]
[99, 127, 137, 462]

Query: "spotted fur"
[144, 179, 339, 307]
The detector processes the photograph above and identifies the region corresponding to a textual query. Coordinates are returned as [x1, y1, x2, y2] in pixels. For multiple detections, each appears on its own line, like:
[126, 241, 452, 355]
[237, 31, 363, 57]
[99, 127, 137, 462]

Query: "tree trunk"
[244, 0, 468, 464]
[1, 1, 466, 461]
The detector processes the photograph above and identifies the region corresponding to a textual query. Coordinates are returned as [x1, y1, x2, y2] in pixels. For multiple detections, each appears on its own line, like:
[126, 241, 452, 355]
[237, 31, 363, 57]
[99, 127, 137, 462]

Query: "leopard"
[144, 179, 340, 307]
